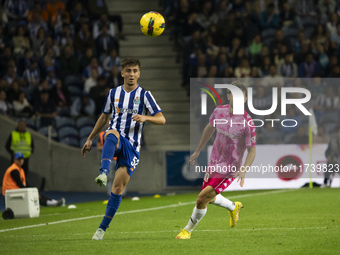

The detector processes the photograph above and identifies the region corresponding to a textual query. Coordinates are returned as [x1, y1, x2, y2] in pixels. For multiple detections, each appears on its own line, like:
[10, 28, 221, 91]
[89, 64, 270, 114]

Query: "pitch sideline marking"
[0, 189, 293, 233]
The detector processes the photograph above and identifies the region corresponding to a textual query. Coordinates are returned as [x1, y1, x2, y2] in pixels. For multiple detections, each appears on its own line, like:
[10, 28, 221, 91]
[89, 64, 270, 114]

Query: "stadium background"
[0, 0, 339, 198]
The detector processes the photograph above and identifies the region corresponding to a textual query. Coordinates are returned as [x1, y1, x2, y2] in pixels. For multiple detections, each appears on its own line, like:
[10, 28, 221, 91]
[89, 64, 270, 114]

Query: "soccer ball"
[140, 11, 165, 37]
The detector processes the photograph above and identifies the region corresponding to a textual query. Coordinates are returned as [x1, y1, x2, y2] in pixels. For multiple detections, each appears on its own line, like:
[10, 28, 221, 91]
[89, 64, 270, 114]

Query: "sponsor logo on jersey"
[115, 99, 119, 102]
[115, 107, 138, 114]
[251, 136, 256, 143]
[134, 97, 140, 105]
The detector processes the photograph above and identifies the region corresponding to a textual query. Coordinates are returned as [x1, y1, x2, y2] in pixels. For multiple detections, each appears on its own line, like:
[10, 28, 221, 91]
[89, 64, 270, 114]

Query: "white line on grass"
[0, 189, 293, 233]
[5, 226, 339, 238]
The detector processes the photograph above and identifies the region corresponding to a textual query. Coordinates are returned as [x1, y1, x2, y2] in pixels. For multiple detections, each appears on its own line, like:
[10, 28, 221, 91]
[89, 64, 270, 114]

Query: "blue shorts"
[103, 132, 140, 177]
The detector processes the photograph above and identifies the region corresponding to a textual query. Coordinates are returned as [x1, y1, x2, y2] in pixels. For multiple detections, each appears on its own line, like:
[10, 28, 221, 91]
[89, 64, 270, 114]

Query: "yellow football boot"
[229, 201, 243, 227]
[175, 229, 191, 239]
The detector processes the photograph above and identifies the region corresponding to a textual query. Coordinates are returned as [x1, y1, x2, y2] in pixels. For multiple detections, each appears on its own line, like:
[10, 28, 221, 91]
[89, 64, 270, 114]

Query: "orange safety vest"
[99, 131, 117, 161]
[2, 163, 26, 196]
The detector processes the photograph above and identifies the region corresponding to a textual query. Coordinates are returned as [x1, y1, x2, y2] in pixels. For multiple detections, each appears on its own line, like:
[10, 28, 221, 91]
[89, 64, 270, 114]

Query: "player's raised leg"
[176, 186, 217, 239]
[92, 166, 130, 240]
[95, 130, 120, 187]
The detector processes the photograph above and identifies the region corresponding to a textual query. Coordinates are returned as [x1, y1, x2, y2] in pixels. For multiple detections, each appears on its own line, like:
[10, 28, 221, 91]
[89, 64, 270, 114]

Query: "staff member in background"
[324, 125, 340, 188]
[5, 119, 34, 175]
[2, 152, 65, 206]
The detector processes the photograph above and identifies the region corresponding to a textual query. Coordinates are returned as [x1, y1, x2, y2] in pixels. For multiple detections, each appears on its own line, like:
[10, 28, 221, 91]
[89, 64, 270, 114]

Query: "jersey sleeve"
[102, 89, 113, 114]
[244, 114, 256, 148]
[144, 91, 162, 116]
[209, 107, 220, 127]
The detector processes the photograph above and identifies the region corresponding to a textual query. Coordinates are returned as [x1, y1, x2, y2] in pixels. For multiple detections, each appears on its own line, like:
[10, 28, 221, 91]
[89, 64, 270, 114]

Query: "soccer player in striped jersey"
[176, 81, 256, 239]
[81, 58, 166, 240]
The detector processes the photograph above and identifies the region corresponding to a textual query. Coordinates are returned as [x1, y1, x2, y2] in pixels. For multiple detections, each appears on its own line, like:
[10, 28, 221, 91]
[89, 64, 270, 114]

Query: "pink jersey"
[208, 104, 256, 177]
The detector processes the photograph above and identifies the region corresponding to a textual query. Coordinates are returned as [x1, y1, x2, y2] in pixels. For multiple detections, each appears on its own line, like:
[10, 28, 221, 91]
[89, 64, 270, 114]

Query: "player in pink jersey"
[176, 81, 256, 239]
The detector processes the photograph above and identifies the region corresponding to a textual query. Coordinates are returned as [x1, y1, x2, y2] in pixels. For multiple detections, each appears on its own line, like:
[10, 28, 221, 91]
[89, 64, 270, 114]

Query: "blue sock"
[99, 192, 122, 231]
[101, 133, 118, 171]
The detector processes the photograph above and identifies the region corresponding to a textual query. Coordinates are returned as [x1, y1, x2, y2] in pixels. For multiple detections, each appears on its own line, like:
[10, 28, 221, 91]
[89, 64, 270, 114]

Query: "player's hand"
[189, 151, 200, 166]
[235, 170, 245, 187]
[81, 139, 92, 157]
[132, 114, 147, 123]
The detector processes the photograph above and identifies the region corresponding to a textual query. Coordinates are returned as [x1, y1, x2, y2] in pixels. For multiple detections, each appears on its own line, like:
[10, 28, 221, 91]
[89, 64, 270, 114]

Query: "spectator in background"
[31, 27, 45, 58]
[234, 58, 250, 78]
[7, 80, 21, 103]
[248, 34, 262, 60]
[294, 0, 316, 18]
[326, 12, 338, 36]
[27, 2, 48, 23]
[103, 48, 120, 74]
[314, 86, 339, 116]
[196, 1, 218, 30]
[316, 44, 329, 75]
[70, 2, 88, 23]
[216, 53, 229, 77]
[46, 66, 57, 88]
[27, 10, 47, 41]
[46, 0, 65, 26]
[318, 0, 336, 24]
[289, 126, 308, 144]
[4, 0, 28, 21]
[0, 90, 12, 115]
[23, 58, 40, 89]
[277, 54, 298, 78]
[260, 121, 282, 144]
[90, 76, 110, 116]
[34, 90, 57, 127]
[313, 126, 330, 144]
[279, 2, 295, 28]
[70, 94, 95, 118]
[50, 79, 71, 116]
[310, 24, 329, 52]
[79, 48, 94, 73]
[59, 45, 79, 80]
[260, 3, 279, 29]
[5, 119, 34, 175]
[106, 65, 124, 88]
[262, 65, 284, 88]
[281, 107, 301, 136]
[205, 34, 219, 61]
[330, 23, 340, 49]
[294, 40, 310, 65]
[12, 26, 30, 56]
[307, 75, 325, 99]
[82, 57, 104, 80]
[12, 91, 33, 118]
[0, 46, 13, 76]
[0, 26, 10, 52]
[74, 23, 94, 53]
[84, 69, 98, 94]
[252, 86, 273, 111]
[93, 13, 115, 39]
[95, 25, 118, 59]
[298, 54, 320, 78]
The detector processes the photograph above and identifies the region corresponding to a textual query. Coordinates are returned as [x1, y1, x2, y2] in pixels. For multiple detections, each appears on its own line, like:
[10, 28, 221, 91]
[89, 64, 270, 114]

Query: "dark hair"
[121, 58, 141, 69]
[228, 80, 248, 96]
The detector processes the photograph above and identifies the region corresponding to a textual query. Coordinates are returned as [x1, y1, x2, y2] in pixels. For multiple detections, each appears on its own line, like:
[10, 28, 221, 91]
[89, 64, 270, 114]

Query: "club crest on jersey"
[134, 97, 140, 105]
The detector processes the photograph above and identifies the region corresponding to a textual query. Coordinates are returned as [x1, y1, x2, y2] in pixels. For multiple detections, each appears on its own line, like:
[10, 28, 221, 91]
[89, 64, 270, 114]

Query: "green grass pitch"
[0, 188, 339, 255]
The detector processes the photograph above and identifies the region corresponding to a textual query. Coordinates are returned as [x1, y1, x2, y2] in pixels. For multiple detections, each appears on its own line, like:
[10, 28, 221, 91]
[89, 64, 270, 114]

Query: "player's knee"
[105, 130, 120, 140]
[112, 184, 125, 195]
[196, 196, 208, 208]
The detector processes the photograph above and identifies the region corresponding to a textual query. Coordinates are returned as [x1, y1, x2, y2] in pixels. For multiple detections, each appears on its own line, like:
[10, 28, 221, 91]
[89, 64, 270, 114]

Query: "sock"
[213, 194, 235, 211]
[46, 199, 58, 206]
[99, 192, 122, 231]
[101, 133, 118, 170]
[183, 206, 207, 233]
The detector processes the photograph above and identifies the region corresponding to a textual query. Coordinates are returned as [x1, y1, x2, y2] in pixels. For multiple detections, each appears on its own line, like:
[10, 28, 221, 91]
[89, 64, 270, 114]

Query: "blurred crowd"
[0, 0, 124, 120]
[164, 0, 340, 144]
[0, 0, 124, 146]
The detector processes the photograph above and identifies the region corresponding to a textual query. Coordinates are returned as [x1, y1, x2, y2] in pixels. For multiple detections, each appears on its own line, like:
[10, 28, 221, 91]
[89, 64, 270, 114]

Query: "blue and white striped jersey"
[102, 85, 161, 152]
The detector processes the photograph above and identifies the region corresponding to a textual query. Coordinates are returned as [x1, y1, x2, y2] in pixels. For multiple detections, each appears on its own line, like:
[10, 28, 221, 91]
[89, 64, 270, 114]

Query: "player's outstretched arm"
[81, 113, 111, 157]
[189, 123, 215, 166]
[132, 112, 166, 125]
[236, 147, 256, 187]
